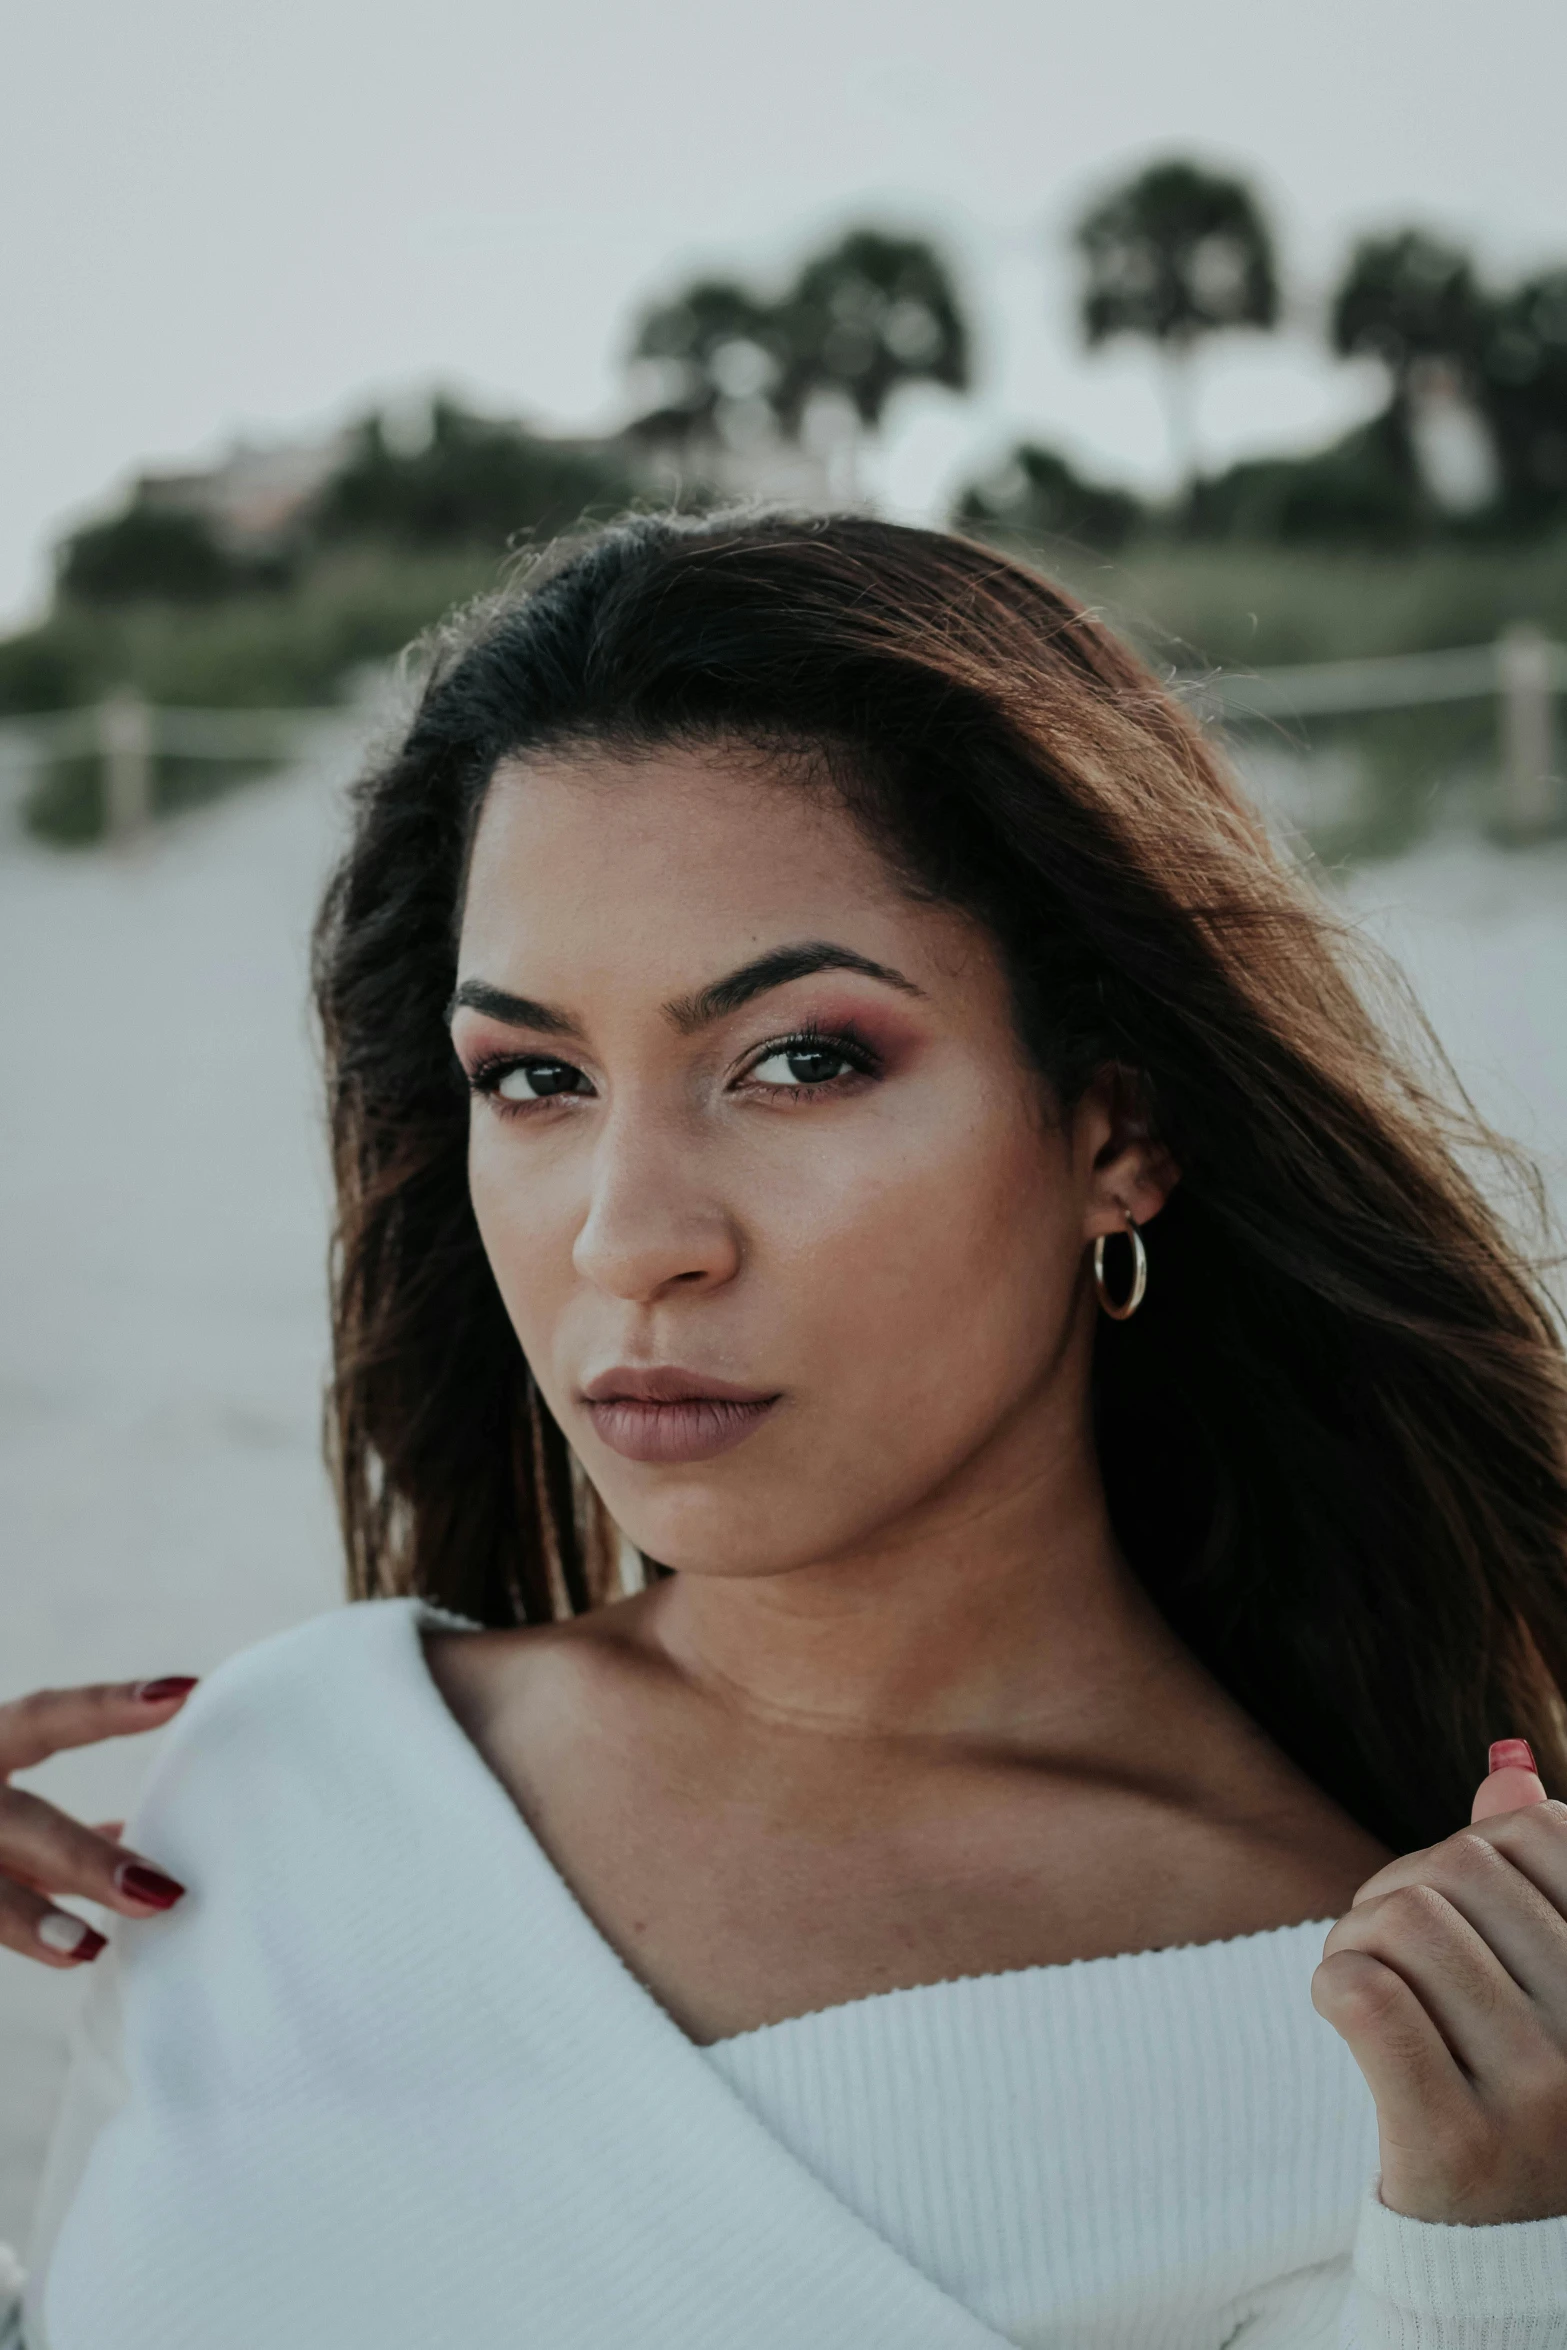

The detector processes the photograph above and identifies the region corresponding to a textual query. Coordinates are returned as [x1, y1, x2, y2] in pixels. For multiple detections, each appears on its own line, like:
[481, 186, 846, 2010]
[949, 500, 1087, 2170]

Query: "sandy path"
[0, 752, 350, 2249]
[1, 762, 1564, 2254]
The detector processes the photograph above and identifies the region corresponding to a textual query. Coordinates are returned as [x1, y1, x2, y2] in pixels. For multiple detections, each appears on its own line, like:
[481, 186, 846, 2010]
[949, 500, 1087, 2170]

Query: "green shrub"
[57, 506, 250, 606]
[1184, 414, 1427, 547]
[956, 444, 1139, 550]
[22, 750, 276, 846]
[1027, 534, 1567, 670]
[0, 549, 502, 720]
[315, 404, 640, 552]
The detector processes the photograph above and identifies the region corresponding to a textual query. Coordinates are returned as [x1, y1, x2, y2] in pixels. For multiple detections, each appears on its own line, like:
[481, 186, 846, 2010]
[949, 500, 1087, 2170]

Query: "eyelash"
[739, 1022, 883, 1100]
[464, 1021, 883, 1118]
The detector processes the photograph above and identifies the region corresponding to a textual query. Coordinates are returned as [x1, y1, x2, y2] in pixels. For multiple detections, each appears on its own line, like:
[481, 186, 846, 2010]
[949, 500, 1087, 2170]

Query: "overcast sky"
[3, 0, 1564, 626]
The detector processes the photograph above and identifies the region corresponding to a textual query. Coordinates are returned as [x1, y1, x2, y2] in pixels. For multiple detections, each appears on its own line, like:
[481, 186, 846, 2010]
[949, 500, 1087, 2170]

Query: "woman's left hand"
[1313, 1740, 1567, 2226]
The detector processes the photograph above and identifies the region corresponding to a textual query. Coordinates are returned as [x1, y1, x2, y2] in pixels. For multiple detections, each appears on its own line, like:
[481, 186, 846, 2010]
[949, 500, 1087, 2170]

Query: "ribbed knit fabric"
[8, 1598, 1567, 2349]
[1351, 2193, 1567, 2349]
[704, 1924, 1376, 2344]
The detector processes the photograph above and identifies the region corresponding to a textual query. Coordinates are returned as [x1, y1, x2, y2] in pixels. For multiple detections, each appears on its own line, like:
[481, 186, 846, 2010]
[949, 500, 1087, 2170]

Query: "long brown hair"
[312, 510, 1567, 1853]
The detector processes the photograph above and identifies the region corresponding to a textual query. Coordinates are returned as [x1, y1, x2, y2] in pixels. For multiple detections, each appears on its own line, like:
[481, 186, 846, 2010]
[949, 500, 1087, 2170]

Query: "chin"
[605, 1485, 849, 1582]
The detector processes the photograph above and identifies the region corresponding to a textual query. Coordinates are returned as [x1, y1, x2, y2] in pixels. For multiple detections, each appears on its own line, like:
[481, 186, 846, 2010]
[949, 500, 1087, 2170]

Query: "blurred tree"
[773, 229, 969, 436]
[1186, 411, 1425, 545]
[1331, 231, 1485, 401]
[1329, 232, 1493, 522]
[956, 443, 1139, 549]
[0, 624, 83, 713]
[314, 399, 637, 550]
[1476, 269, 1567, 529]
[626, 280, 787, 454]
[1074, 160, 1278, 496]
[57, 506, 240, 606]
[627, 231, 968, 499]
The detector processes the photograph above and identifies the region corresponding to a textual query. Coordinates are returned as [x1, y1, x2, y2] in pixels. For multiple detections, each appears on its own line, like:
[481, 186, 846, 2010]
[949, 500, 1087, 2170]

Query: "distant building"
[122, 401, 837, 565]
[134, 434, 354, 556]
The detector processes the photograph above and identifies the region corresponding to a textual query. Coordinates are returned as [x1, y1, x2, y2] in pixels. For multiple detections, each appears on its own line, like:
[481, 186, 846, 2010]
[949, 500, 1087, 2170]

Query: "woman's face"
[452, 745, 1129, 1580]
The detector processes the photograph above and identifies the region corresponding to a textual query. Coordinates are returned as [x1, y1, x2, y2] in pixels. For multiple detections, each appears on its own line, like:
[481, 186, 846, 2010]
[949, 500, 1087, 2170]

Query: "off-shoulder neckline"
[402, 1596, 1336, 2052]
[701, 1911, 1336, 2052]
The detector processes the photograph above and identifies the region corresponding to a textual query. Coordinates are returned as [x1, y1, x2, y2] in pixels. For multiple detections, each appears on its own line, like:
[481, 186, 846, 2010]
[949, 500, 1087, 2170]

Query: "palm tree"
[1476, 268, 1567, 527]
[626, 280, 786, 456]
[1331, 231, 1484, 397]
[772, 230, 970, 480]
[626, 232, 970, 504]
[1074, 160, 1278, 497]
[1330, 231, 1492, 515]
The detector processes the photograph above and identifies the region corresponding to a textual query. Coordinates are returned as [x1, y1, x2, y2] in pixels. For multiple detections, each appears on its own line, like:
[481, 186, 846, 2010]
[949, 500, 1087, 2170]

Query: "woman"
[4, 511, 1567, 2348]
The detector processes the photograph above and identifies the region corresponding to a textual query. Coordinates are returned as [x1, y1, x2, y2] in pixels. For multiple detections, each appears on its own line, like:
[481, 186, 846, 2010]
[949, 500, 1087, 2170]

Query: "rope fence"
[1, 624, 1562, 848]
[1183, 624, 1566, 839]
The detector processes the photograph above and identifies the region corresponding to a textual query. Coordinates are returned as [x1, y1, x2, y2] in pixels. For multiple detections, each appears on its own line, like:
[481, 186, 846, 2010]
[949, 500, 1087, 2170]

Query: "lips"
[581, 1367, 781, 1464]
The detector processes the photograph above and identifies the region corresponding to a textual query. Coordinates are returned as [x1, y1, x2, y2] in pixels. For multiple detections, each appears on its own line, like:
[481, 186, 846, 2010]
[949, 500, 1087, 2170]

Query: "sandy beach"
[2, 753, 1564, 2255]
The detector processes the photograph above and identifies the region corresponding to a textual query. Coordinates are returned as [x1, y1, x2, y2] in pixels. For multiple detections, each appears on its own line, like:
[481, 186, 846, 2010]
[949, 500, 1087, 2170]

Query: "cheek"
[626, 1092, 1083, 1575]
[778, 1085, 1080, 1418]
[465, 1121, 573, 1345]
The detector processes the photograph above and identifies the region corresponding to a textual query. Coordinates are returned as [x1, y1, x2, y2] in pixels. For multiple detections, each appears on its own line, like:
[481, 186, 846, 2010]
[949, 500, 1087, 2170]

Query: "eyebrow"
[446, 941, 924, 1039]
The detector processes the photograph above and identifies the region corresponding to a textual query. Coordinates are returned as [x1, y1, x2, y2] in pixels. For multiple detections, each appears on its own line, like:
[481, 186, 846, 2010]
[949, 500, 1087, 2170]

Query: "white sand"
[2, 758, 1564, 2254]
[0, 750, 349, 2250]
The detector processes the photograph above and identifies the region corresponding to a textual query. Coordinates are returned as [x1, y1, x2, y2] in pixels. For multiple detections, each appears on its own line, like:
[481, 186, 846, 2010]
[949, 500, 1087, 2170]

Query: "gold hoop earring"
[1093, 1208, 1147, 1321]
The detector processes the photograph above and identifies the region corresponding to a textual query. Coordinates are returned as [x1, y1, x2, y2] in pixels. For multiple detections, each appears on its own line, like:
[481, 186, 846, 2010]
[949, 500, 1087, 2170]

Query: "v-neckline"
[359, 1596, 1025, 2350]
[400, 1595, 1335, 2055]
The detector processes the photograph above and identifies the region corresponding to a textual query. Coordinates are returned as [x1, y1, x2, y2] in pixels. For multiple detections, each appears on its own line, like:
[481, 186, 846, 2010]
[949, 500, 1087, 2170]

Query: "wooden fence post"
[100, 689, 154, 847]
[1497, 625, 1557, 839]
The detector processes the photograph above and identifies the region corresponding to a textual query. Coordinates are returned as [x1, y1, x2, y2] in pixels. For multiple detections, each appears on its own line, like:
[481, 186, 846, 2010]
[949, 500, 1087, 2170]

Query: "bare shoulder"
[418, 1601, 1392, 1969]
[1142, 1739, 1393, 1935]
[1149, 1643, 1396, 1925]
[1022, 1635, 1396, 1948]
[1188, 1791, 1389, 1933]
[421, 1596, 657, 1740]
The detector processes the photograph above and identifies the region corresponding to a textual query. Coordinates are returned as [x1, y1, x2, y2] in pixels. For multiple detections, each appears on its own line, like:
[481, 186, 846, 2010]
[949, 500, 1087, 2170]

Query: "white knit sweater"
[8, 1597, 1567, 2348]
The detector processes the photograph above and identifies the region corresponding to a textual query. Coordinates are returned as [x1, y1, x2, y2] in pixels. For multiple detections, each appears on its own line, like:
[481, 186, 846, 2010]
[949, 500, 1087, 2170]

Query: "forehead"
[460, 745, 925, 970]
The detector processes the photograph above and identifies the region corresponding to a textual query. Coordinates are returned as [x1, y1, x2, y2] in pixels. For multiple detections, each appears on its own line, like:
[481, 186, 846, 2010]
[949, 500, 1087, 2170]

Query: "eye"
[741, 1029, 879, 1092]
[478, 1056, 592, 1103]
[749, 1044, 855, 1088]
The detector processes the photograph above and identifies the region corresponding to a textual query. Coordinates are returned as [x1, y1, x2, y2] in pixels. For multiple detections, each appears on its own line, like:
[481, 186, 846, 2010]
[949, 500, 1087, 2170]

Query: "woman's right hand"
[0, 1677, 198, 1968]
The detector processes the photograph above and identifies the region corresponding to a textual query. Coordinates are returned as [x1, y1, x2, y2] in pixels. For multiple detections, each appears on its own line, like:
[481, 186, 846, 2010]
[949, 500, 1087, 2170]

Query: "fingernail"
[1489, 1737, 1537, 1774]
[133, 1676, 198, 1703]
[114, 1861, 186, 1910]
[37, 1913, 107, 1961]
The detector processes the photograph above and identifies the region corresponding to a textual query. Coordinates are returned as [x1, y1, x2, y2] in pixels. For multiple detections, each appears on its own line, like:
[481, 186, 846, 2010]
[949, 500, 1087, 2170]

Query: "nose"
[571, 1109, 742, 1303]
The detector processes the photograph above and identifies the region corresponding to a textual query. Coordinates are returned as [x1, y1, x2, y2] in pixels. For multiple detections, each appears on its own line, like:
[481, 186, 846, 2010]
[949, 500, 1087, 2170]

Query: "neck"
[646, 1371, 1189, 1752]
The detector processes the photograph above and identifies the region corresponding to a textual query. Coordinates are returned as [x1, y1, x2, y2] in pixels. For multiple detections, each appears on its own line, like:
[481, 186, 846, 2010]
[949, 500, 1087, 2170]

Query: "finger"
[1313, 1946, 1474, 2146]
[0, 1677, 197, 1774]
[1357, 1803, 1567, 1918]
[1473, 1740, 1548, 1823]
[14, 1820, 133, 1875]
[0, 1785, 185, 1916]
[1473, 1772, 1546, 1821]
[0, 1876, 107, 1972]
[1325, 1883, 1544, 2081]
[1344, 1814, 1567, 2038]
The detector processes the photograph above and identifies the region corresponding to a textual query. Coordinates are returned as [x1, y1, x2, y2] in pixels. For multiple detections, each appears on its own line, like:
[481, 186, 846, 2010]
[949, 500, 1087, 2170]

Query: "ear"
[1074, 1064, 1181, 1244]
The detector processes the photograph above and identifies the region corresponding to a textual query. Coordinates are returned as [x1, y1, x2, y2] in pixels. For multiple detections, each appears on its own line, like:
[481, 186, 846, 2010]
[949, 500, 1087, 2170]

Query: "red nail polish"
[46, 1922, 107, 1963]
[133, 1677, 198, 1703]
[115, 1862, 186, 1909]
[37, 1912, 105, 1959]
[1489, 1737, 1537, 1774]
